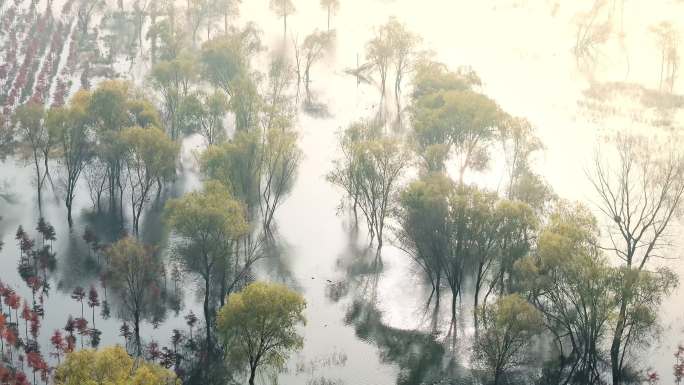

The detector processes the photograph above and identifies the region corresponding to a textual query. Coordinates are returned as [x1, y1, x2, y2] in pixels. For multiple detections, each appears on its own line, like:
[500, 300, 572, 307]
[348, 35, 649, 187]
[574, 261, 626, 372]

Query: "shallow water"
[1, 0, 684, 384]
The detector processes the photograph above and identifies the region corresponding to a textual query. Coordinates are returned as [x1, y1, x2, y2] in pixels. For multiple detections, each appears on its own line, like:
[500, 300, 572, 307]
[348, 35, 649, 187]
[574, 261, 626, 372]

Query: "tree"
[47, 97, 93, 226]
[650, 21, 679, 92]
[409, 61, 484, 172]
[217, 281, 306, 385]
[515, 202, 612, 384]
[473, 294, 543, 385]
[365, 25, 393, 99]
[269, 0, 295, 39]
[216, 0, 241, 33]
[201, 130, 262, 213]
[200, 28, 262, 131]
[385, 18, 421, 115]
[87, 286, 100, 328]
[0, 113, 14, 160]
[54, 346, 178, 384]
[13, 102, 52, 210]
[320, 0, 339, 31]
[411, 84, 502, 181]
[165, 181, 249, 351]
[149, 55, 197, 140]
[300, 30, 332, 92]
[120, 126, 179, 236]
[328, 121, 410, 250]
[395, 173, 454, 309]
[589, 134, 684, 384]
[260, 128, 302, 231]
[106, 237, 163, 356]
[86, 81, 161, 218]
[181, 90, 229, 145]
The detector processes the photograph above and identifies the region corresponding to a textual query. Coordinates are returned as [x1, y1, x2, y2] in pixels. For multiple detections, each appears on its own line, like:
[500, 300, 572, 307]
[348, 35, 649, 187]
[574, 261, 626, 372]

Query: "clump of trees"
[53, 346, 178, 384]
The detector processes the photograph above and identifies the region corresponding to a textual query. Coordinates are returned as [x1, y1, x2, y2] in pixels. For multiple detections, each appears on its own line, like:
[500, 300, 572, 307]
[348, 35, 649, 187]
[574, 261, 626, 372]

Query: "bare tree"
[588, 133, 684, 385]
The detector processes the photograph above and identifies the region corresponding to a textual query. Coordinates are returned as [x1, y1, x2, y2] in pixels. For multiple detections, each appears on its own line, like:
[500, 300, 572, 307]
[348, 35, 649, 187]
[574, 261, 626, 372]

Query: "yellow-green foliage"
[217, 281, 306, 377]
[53, 346, 178, 385]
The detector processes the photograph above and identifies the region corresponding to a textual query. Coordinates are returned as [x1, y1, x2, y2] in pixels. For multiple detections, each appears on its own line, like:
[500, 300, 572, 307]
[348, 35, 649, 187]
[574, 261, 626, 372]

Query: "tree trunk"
[134, 311, 141, 356]
[610, 299, 628, 385]
[248, 365, 256, 385]
[203, 275, 212, 349]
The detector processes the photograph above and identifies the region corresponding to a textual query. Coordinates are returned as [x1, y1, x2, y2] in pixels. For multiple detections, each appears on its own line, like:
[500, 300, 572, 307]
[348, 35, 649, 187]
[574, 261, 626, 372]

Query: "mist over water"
[1, 0, 684, 384]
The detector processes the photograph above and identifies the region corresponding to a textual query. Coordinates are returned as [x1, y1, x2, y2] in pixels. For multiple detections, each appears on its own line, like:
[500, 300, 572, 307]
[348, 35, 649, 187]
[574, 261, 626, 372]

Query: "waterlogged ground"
[1, 0, 684, 384]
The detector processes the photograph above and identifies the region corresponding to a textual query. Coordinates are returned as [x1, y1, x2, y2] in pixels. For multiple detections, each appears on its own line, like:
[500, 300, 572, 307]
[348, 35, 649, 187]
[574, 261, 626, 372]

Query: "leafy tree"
[181, 90, 229, 145]
[300, 30, 333, 92]
[149, 55, 197, 140]
[120, 126, 179, 236]
[85, 80, 161, 218]
[47, 97, 93, 226]
[106, 237, 163, 356]
[516, 202, 611, 384]
[328, 121, 409, 250]
[217, 281, 306, 385]
[395, 173, 454, 309]
[385, 18, 421, 115]
[320, 0, 339, 31]
[200, 27, 262, 131]
[411, 80, 502, 181]
[365, 25, 393, 99]
[473, 294, 543, 385]
[201, 131, 262, 212]
[260, 128, 301, 231]
[54, 345, 178, 384]
[269, 0, 296, 39]
[165, 181, 250, 350]
[13, 102, 52, 210]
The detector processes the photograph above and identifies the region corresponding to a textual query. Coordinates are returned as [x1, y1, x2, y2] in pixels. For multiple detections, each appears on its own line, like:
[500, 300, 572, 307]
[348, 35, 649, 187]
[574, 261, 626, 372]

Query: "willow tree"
[409, 61, 492, 173]
[474, 294, 543, 385]
[149, 54, 197, 140]
[165, 181, 249, 350]
[106, 237, 163, 356]
[47, 97, 93, 226]
[217, 281, 306, 385]
[515, 202, 612, 384]
[200, 26, 262, 131]
[385, 18, 421, 115]
[396, 173, 454, 308]
[120, 126, 179, 236]
[86, 80, 161, 218]
[201, 131, 262, 213]
[300, 30, 333, 93]
[260, 128, 302, 231]
[14, 102, 52, 210]
[181, 90, 229, 145]
[328, 121, 409, 250]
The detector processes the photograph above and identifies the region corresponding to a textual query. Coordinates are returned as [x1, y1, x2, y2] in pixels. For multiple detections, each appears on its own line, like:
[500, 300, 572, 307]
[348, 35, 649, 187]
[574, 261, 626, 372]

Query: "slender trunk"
[327, 6, 330, 31]
[134, 311, 141, 356]
[610, 299, 628, 385]
[248, 365, 256, 385]
[204, 275, 212, 349]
